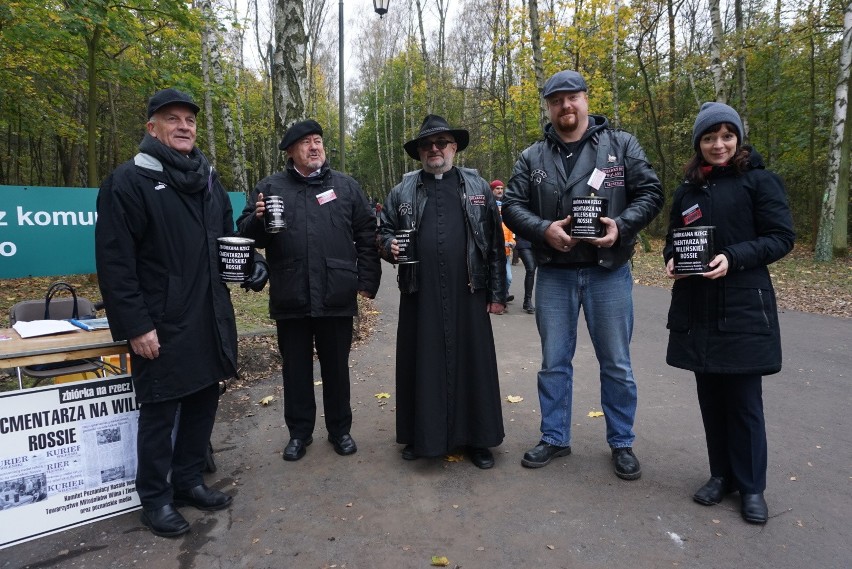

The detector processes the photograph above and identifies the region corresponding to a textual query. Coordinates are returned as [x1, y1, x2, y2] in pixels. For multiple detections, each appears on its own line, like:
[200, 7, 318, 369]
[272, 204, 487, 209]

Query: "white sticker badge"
[317, 189, 337, 205]
[587, 168, 606, 191]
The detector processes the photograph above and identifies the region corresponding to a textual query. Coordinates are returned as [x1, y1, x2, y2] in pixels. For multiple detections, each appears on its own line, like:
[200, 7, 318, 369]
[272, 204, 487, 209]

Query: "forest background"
[0, 0, 850, 256]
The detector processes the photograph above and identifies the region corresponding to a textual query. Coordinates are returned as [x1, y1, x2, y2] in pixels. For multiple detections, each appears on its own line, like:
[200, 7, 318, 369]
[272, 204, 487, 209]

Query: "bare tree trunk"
[611, 0, 621, 128]
[815, 1, 852, 261]
[527, 0, 547, 130]
[414, 0, 433, 110]
[206, 3, 249, 193]
[86, 25, 103, 187]
[272, 0, 307, 163]
[201, 0, 218, 166]
[734, 0, 749, 141]
[709, 0, 725, 103]
[229, 0, 251, 193]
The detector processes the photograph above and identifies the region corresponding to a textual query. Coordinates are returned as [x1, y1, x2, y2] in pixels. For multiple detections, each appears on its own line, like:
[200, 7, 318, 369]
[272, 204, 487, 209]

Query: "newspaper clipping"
[0, 376, 140, 549]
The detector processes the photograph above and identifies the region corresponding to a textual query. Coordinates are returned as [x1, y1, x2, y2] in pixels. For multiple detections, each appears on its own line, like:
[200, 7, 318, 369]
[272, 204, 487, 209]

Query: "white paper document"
[12, 320, 80, 338]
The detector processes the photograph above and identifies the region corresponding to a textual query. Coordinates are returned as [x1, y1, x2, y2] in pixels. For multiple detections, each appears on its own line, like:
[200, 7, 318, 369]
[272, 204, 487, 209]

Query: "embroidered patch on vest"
[469, 194, 486, 206]
[398, 202, 414, 216]
[531, 169, 547, 185]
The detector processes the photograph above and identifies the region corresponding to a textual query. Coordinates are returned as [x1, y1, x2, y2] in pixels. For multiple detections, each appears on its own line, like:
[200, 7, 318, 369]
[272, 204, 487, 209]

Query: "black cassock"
[395, 169, 505, 457]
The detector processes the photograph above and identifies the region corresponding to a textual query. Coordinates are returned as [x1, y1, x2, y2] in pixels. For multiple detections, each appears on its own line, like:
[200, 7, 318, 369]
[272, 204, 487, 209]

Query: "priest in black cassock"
[378, 115, 507, 469]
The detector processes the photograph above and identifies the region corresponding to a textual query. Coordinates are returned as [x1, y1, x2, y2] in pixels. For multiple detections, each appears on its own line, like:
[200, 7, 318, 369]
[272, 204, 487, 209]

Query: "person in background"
[237, 120, 381, 462]
[96, 88, 268, 538]
[502, 70, 663, 479]
[490, 180, 515, 305]
[664, 102, 794, 524]
[378, 114, 506, 469]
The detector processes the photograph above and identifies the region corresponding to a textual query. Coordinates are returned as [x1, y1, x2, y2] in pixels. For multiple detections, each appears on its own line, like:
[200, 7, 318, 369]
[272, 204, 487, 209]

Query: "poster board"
[0, 375, 140, 549]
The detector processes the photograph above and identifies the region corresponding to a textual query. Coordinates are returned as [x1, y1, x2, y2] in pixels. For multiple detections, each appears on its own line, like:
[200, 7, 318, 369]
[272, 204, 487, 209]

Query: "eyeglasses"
[418, 139, 455, 150]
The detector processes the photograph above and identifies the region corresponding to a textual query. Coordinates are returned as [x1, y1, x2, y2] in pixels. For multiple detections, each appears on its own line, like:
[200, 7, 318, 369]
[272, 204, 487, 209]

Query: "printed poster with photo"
[0, 376, 141, 549]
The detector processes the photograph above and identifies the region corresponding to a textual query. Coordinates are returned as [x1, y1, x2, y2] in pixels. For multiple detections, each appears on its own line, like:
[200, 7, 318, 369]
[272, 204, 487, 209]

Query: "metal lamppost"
[338, 0, 391, 173]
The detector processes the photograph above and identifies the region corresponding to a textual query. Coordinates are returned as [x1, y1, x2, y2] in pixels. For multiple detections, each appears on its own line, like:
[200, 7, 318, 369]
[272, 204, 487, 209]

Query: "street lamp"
[373, 0, 390, 18]
[339, 0, 391, 173]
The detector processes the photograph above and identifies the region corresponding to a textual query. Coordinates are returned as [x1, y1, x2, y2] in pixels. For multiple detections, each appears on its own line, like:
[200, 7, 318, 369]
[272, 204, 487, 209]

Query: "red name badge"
[682, 204, 702, 225]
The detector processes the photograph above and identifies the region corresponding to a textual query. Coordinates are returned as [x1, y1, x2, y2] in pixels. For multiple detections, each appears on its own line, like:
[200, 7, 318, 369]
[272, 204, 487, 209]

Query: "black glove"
[241, 260, 269, 292]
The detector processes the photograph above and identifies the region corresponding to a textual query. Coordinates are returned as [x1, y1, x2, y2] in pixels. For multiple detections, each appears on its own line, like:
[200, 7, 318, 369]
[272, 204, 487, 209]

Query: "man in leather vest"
[502, 70, 663, 480]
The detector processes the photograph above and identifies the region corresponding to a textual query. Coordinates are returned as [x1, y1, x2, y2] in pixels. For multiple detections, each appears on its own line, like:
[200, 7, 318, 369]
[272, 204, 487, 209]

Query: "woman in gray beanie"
[662, 102, 795, 524]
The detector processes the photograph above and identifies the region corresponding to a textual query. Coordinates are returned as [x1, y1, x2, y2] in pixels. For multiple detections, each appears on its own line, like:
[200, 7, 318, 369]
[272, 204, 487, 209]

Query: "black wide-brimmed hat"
[403, 114, 470, 160]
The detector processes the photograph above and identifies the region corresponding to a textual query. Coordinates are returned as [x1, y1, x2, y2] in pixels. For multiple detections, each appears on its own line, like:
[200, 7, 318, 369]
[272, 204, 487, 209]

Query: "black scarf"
[138, 133, 209, 194]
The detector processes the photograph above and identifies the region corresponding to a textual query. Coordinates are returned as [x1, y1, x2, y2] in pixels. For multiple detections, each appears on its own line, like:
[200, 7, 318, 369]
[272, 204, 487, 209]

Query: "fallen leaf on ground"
[506, 395, 524, 403]
[587, 411, 604, 418]
[431, 556, 450, 566]
[546, 544, 555, 550]
[374, 392, 391, 399]
[259, 395, 274, 406]
[444, 454, 464, 462]
[314, 380, 323, 385]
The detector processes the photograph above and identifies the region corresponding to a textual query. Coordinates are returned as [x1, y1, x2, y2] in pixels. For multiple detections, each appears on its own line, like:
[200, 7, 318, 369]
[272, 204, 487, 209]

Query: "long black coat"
[236, 161, 380, 319]
[663, 150, 795, 375]
[96, 156, 238, 403]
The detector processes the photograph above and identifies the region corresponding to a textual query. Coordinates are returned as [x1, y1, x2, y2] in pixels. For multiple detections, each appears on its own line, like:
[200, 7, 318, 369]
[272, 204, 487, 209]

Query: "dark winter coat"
[236, 160, 381, 319]
[377, 167, 507, 302]
[95, 153, 238, 403]
[663, 149, 795, 375]
[502, 118, 664, 269]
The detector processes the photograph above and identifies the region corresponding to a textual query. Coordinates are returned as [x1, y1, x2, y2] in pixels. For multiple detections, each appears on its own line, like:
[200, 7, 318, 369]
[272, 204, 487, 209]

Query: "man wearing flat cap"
[502, 70, 663, 480]
[378, 114, 506, 469]
[237, 119, 380, 463]
[96, 88, 268, 538]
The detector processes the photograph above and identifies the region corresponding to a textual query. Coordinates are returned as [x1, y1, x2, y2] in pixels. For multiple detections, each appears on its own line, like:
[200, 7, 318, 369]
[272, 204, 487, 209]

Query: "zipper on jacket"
[758, 288, 770, 327]
[458, 178, 475, 292]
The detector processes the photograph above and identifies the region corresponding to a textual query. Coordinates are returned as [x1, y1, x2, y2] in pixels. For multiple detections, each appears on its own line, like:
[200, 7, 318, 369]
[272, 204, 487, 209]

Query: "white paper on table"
[12, 320, 80, 338]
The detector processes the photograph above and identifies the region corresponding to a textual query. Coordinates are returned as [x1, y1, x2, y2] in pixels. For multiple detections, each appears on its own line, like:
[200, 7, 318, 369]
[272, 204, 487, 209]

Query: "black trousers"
[695, 372, 767, 494]
[276, 317, 353, 440]
[135, 382, 220, 509]
[517, 248, 537, 302]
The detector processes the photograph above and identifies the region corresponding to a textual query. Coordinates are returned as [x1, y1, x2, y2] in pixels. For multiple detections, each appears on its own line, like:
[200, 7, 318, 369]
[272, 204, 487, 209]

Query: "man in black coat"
[96, 88, 268, 538]
[237, 120, 381, 462]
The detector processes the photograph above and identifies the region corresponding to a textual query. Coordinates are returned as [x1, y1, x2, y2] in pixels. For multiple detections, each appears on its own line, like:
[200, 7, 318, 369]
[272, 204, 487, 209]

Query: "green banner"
[0, 186, 247, 279]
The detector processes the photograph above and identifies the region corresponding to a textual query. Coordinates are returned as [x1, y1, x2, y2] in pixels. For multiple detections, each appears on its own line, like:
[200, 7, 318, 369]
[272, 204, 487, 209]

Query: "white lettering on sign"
[0, 242, 16, 257]
[0, 211, 6, 225]
[16, 207, 97, 226]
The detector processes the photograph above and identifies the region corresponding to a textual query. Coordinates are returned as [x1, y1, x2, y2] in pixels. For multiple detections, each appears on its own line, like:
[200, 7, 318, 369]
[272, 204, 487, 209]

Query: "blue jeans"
[506, 257, 513, 293]
[534, 263, 637, 448]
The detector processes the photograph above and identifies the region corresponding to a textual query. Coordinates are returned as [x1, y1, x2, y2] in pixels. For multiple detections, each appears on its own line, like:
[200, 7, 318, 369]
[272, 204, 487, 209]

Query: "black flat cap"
[147, 88, 200, 119]
[279, 120, 324, 150]
[542, 70, 588, 98]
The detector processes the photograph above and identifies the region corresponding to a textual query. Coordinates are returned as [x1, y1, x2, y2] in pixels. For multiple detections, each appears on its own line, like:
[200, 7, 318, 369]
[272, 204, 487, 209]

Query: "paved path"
[5, 263, 851, 569]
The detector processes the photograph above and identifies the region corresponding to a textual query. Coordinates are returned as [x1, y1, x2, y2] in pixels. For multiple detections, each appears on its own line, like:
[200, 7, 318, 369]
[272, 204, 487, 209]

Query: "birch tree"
[272, 0, 307, 150]
[709, 0, 726, 102]
[815, 1, 852, 260]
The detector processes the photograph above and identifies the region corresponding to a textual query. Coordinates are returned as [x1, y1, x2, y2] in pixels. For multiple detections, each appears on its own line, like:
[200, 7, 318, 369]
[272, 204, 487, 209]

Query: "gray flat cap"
[542, 70, 588, 98]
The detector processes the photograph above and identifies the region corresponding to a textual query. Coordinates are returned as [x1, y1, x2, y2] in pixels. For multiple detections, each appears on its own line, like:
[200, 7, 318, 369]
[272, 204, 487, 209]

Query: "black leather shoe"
[506, 295, 515, 302]
[174, 484, 233, 511]
[523, 302, 535, 314]
[330, 433, 357, 456]
[470, 447, 495, 469]
[283, 436, 313, 461]
[521, 441, 571, 468]
[401, 444, 418, 461]
[140, 504, 190, 537]
[693, 476, 733, 506]
[741, 493, 768, 524]
[612, 447, 642, 480]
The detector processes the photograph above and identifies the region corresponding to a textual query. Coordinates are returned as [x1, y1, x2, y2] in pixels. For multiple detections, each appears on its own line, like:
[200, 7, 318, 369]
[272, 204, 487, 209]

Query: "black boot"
[523, 297, 535, 314]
